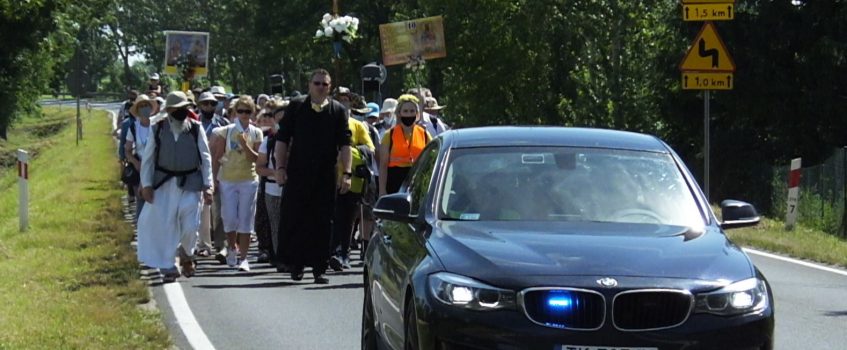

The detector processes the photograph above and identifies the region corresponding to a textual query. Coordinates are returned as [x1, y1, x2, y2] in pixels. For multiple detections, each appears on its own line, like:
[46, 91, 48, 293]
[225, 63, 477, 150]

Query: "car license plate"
[559, 346, 658, 350]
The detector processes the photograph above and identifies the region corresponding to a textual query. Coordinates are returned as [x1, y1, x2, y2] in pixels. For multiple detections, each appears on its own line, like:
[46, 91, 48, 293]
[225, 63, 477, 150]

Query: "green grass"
[0, 107, 170, 349]
[727, 217, 847, 268]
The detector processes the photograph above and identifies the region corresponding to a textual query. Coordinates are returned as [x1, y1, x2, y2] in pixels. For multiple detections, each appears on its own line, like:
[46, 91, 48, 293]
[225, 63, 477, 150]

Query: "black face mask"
[171, 108, 189, 121]
[200, 110, 214, 119]
[400, 117, 416, 127]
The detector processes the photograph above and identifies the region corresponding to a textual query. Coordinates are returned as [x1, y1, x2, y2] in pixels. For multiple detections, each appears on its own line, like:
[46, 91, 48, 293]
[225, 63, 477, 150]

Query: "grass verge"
[727, 216, 847, 268]
[0, 107, 170, 349]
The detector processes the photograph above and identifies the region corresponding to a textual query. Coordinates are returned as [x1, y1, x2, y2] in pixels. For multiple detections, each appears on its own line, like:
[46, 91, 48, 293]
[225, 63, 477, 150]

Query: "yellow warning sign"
[682, 72, 733, 90]
[679, 22, 735, 72]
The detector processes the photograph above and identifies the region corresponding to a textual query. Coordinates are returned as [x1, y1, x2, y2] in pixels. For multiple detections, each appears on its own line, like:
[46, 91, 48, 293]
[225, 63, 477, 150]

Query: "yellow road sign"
[682, 72, 733, 90]
[683, 3, 735, 21]
[679, 22, 735, 72]
[681, 0, 735, 3]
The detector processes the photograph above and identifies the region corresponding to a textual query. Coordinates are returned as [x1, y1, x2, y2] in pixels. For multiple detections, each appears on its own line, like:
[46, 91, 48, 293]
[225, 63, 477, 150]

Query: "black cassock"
[275, 96, 351, 271]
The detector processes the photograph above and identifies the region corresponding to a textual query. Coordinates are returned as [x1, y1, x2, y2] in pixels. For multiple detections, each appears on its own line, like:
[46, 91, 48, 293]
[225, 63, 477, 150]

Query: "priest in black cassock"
[273, 68, 353, 284]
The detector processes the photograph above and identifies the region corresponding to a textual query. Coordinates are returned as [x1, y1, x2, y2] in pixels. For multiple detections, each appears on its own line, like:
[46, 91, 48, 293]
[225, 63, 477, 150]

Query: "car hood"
[428, 220, 754, 284]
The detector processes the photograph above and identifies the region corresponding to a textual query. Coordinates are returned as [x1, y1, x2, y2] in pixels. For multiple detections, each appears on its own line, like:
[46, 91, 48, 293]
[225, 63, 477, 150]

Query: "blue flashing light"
[546, 292, 575, 312]
[548, 297, 572, 308]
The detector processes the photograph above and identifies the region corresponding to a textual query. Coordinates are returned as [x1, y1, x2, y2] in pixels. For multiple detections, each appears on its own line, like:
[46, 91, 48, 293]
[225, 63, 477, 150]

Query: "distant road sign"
[682, 72, 733, 90]
[679, 22, 735, 72]
[683, 3, 735, 21]
[681, 0, 735, 3]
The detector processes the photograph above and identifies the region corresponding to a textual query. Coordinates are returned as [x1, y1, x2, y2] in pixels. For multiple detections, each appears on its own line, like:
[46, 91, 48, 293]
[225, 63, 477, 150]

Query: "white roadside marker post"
[785, 158, 801, 231]
[17, 149, 29, 232]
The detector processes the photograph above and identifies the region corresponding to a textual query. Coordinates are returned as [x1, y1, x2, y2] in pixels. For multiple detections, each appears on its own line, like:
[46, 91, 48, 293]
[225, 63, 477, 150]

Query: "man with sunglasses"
[196, 91, 230, 259]
[274, 68, 353, 284]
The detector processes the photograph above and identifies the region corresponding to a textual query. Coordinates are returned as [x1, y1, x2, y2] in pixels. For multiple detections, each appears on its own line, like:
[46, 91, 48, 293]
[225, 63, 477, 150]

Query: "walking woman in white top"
[210, 96, 264, 271]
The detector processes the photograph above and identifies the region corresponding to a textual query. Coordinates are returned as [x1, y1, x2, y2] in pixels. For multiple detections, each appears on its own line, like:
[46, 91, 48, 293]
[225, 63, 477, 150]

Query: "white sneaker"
[226, 250, 238, 267]
[238, 259, 251, 272]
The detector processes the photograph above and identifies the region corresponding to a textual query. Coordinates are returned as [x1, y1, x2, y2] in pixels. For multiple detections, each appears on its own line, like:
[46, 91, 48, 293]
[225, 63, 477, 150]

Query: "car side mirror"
[720, 200, 760, 229]
[373, 193, 414, 223]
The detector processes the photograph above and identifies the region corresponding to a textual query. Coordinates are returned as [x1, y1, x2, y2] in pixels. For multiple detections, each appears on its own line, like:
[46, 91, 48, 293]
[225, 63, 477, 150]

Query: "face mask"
[171, 108, 189, 121]
[200, 110, 214, 119]
[400, 116, 416, 127]
[215, 101, 224, 115]
[384, 115, 396, 127]
[260, 126, 272, 133]
[139, 107, 152, 118]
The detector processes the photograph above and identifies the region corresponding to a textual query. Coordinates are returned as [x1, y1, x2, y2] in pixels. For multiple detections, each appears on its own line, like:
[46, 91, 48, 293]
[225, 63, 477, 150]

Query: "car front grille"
[520, 288, 605, 330]
[612, 289, 693, 331]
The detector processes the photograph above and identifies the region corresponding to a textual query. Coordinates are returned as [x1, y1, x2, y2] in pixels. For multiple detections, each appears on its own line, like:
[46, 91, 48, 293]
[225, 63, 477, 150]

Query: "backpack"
[151, 120, 202, 189]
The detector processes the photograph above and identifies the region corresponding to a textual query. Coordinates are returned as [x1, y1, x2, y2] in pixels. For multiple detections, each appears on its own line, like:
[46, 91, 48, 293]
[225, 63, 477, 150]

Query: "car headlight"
[695, 278, 769, 316]
[428, 272, 516, 311]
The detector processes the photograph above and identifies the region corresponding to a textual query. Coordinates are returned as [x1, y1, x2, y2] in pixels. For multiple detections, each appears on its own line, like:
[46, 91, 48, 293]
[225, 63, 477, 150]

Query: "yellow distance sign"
[682, 72, 734, 90]
[683, 3, 735, 21]
[681, 0, 735, 3]
[679, 22, 735, 72]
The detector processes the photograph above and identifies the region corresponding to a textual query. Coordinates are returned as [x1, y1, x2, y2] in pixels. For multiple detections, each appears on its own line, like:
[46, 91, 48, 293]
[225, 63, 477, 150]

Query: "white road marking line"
[163, 282, 216, 350]
[743, 248, 847, 277]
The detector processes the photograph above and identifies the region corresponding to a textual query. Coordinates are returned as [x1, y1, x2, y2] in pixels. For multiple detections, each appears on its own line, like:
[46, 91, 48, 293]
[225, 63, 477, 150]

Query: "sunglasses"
[236, 109, 252, 115]
[201, 101, 217, 106]
[312, 81, 330, 87]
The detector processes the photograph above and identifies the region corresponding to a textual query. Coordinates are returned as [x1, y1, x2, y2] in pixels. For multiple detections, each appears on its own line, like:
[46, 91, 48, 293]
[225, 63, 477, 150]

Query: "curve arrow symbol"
[698, 39, 720, 68]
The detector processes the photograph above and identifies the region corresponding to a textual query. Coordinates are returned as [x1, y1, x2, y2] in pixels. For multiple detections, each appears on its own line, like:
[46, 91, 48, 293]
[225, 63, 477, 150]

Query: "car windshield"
[438, 146, 705, 227]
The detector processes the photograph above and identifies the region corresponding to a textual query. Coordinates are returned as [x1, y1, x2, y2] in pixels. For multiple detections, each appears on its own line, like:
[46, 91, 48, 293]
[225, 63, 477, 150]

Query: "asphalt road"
[748, 252, 847, 349]
[87, 101, 847, 350]
[154, 249, 365, 350]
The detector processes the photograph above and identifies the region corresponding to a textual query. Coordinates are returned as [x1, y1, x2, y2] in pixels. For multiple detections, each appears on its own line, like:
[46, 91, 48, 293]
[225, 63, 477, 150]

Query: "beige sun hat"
[380, 98, 398, 114]
[129, 94, 159, 118]
[164, 91, 192, 109]
[424, 96, 446, 111]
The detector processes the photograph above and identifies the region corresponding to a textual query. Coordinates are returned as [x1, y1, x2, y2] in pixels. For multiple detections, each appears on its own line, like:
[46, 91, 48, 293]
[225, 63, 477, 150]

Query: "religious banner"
[379, 16, 446, 66]
[163, 31, 209, 78]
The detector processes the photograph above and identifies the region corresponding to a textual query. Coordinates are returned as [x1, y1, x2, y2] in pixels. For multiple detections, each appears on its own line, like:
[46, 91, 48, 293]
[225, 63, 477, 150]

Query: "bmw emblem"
[597, 277, 618, 288]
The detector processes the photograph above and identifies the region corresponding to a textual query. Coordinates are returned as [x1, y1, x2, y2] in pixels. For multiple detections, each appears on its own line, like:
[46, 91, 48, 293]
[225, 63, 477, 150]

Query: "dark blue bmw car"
[362, 127, 773, 350]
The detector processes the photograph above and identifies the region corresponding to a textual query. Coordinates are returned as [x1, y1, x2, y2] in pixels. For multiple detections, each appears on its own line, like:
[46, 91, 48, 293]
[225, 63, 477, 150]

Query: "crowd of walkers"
[116, 69, 449, 283]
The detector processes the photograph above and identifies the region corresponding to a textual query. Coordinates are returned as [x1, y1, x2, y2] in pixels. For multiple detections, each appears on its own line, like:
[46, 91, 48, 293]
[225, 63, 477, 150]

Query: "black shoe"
[214, 252, 227, 265]
[313, 274, 329, 284]
[256, 251, 270, 264]
[290, 266, 304, 281]
[276, 264, 290, 273]
[328, 255, 344, 272]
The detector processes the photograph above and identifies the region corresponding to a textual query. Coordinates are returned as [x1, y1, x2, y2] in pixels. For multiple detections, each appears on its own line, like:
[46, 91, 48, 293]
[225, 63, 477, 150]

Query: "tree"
[0, 0, 66, 139]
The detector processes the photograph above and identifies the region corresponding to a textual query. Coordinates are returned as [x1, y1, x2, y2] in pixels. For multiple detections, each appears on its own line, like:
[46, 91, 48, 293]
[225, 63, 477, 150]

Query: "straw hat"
[129, 94, 159, 118]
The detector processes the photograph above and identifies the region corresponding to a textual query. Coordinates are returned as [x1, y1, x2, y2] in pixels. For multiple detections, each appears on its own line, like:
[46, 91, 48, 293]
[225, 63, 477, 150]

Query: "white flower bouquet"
[405, 55, 426, 71]
[314, 13, 359, 43]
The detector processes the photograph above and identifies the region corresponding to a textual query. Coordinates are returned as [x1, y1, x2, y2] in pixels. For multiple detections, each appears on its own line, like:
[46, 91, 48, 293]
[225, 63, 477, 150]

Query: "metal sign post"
[679, 11, 735, 201]
[704, 90, 710, 200]
[17, 149, 29, 232]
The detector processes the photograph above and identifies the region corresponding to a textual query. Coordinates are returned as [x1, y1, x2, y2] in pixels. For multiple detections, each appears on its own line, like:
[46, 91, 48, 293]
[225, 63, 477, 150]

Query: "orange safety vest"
[388, 125, 428, 168]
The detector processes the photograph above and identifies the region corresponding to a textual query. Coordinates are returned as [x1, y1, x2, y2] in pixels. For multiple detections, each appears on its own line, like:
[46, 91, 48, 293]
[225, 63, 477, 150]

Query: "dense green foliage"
[3, 0, 846, 211]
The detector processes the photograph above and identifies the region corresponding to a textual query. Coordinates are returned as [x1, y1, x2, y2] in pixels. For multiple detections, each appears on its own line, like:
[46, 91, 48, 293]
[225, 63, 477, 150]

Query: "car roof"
[443, 126, 669, 153]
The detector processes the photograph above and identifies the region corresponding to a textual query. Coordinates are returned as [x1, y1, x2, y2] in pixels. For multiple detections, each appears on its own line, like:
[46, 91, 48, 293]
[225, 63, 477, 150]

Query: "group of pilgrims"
[116, 69, 449, 283]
